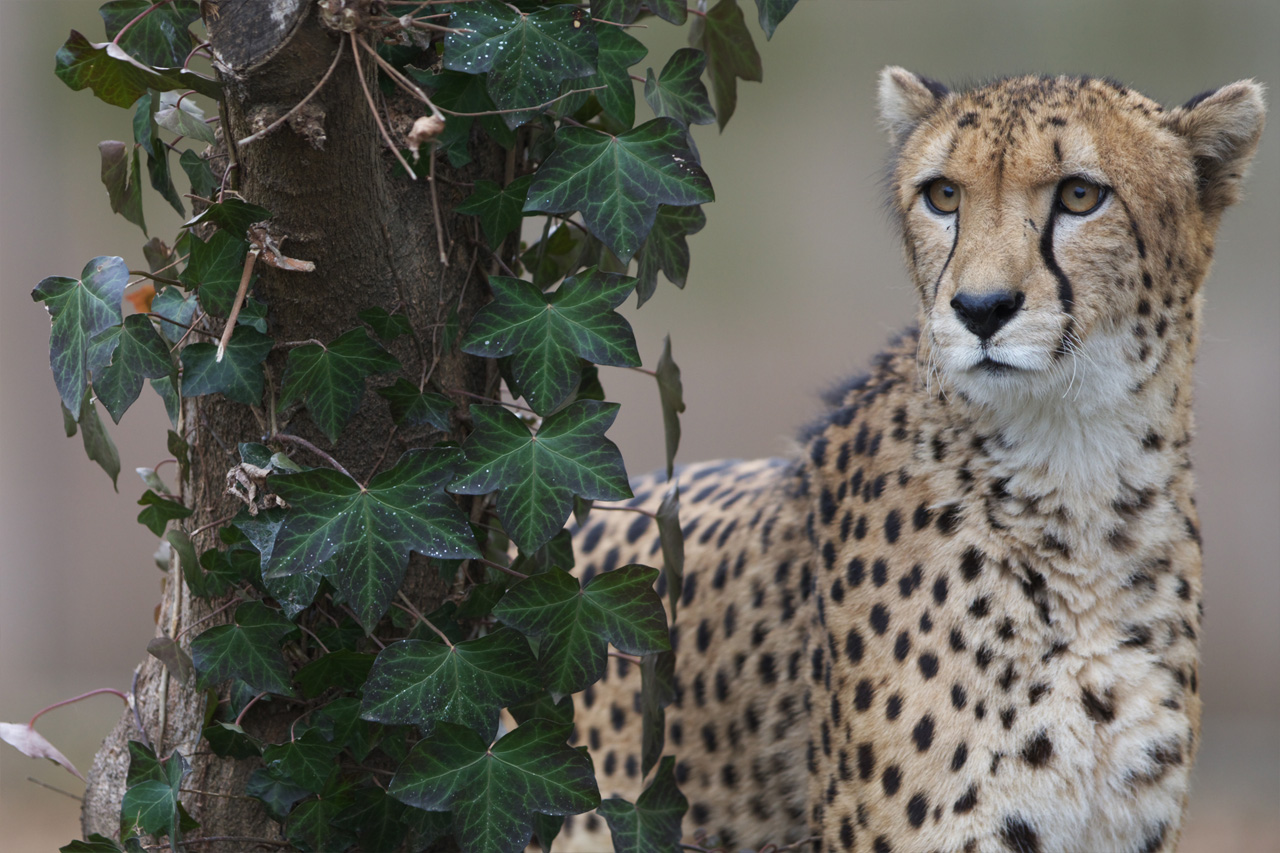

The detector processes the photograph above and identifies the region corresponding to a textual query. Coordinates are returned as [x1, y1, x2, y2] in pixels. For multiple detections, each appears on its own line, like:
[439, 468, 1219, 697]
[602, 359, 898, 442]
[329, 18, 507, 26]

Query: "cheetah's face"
[880, 70, 1264, 412]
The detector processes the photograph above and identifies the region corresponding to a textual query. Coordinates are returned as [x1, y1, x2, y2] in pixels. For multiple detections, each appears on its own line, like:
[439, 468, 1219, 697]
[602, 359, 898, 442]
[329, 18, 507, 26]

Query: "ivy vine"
[12, 1, 799, 851]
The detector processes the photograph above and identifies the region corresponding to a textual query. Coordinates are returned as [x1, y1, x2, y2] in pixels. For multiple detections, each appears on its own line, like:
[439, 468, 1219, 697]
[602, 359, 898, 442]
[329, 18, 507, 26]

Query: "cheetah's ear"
[878, 67, 949, 143]
[1162, 80, 1267, 215]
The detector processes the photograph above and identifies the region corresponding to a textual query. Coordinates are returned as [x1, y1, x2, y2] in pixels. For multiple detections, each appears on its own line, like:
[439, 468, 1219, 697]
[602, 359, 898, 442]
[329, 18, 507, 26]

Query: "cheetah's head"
[880, 68, 1265, 412]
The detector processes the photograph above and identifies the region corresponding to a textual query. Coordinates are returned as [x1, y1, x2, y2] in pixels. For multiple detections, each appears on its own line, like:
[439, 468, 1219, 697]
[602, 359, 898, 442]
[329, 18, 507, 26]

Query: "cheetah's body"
[558, 70, 1264, 853]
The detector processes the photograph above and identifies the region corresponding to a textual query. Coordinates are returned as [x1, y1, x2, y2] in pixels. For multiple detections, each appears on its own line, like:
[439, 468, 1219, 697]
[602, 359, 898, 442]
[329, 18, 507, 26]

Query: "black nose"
[950, 290, 1025, 340]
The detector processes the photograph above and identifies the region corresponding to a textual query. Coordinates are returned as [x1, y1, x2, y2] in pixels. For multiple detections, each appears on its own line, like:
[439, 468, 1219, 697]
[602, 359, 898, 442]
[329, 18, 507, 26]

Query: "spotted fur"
[555, 69, 1265, 853]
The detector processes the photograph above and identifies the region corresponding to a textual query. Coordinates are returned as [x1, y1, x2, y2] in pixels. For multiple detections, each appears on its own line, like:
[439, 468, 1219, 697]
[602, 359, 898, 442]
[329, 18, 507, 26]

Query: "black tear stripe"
[933, 215, 961, 301]
[1039, 205, 1075, 360]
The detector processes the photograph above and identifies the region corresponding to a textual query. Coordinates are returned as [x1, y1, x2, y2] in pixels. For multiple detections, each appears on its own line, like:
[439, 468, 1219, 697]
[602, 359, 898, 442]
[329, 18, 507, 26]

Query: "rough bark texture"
[81, 4, 507, 848]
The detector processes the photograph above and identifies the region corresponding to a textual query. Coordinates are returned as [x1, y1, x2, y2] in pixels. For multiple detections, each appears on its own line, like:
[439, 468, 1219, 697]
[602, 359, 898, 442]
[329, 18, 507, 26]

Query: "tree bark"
[81, 4, 507, 848]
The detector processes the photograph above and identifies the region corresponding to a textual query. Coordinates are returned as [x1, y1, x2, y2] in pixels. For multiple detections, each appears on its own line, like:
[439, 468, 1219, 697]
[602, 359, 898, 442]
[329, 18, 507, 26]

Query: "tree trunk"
[81, 4, 507, 847]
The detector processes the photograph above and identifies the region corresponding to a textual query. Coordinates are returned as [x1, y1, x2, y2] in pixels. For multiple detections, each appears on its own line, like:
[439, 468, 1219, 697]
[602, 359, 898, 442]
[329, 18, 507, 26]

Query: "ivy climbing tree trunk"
[80, 4, 506, 846]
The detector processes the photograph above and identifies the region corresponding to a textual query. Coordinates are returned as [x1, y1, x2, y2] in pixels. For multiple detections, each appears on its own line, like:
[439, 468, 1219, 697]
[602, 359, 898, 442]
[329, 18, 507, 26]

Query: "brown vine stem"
[172, 598, 239, 643]
[233, 691, 267, 727]
[142, 313, 219, 340]
[215, 247, 259, 362]
[607, 650, 642, 665]
[25, 777, 82, 802]
[591, 504, 658, 520]
[128, 269, 183, 287]
[447, 388, 537, 414]
[351, 32, 419, 180]
[238, 36, 346, 147]
[478, 557, 529, 581]
[396, 593, 454, 647]
[273, 433, 359, 484]
[111, 0, 177, 45]
[27, 688, 129, 729]
[436, 84, 606, 118]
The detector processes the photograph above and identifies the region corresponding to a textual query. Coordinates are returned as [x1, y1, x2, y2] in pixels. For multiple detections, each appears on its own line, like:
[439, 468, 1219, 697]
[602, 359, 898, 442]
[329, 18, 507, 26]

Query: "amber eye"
[1058, 178, 1105, 215]
[924, 178, 961, 214]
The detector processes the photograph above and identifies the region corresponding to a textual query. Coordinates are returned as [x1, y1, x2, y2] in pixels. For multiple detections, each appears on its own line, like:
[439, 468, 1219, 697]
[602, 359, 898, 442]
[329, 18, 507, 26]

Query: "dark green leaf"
[120, 748, 192, 842]
[377, 379, 454, 432]
[655, 336, 686, 478]
[593, 0, 686, 25]
[643, 49, 715, 128]
[360, 628, 539, 738]
[509, 691, 575, 728]
[125, 740, 163, 787]
[520, 222, 590, 289]
[98, 141, 146, 233]
[389, 720, 599, 853]
[190, 601, 297, 696]
[179, 229, 249, 316]
[754, 0, 800, 38]
[266, 449, 479, 629]
[510, 528, 575, 576]
[461, 268, 640, 414]
[236, 507, 323, 618]
[183, 196, 272, 236]
[151, 376, 180, 427]
[493, 565, 670, 694]
[91, 314, 173, 423]
[99, 1, 200, 68]
[246, 767, 309, 821]
[444, 3, 598, 129]
[635, 205, 706, 306]
[335, 786, 409, 853]
[294, 650, 375, 699]
[156, 101, 215, 144]
[406, 68, 515, 169]
[146, 636, 194, 682]
[168, 429, 190, 483]
[690, 0, 763, 129]
[60, 833, 125, 853]
[61, 401, 78, 438]
[150, 285, 196, 342]
[192, 546, 256, 598]
[450, 401, 632, 552]
[312, 697, 380, 762]
[524, 119, 714, 262]
[357, 306, 413, 341]
[639, 650, 675, 778]
[180, 327, 272, 405]
[585, 27, 647, 126]
[655, 482, 684, 618]
[597, 755, 687, 853]
[31, 256, 128, 419]
[78, 393, 122, 490]
[456, 175, 532, 247]
[146, 146, 185, 216]
[201, 721, 262, 759]
[179, 149, 216, 199]
[285, 790, 357, 853]
[165, 528, 198, 591]
[54, 30, 220, 108]
[533, 813, 565, 852]
[280, 328, 400, 443]
[263, 730, 340, 793]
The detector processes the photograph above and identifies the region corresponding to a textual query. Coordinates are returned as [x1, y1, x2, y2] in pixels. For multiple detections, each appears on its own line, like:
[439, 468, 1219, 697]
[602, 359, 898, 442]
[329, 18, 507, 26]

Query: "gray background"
[2, 1, 1276, 849]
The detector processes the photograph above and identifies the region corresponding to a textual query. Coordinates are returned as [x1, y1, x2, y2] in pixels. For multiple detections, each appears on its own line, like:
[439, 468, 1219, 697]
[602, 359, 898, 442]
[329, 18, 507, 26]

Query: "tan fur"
[555, 70, 1264, 853]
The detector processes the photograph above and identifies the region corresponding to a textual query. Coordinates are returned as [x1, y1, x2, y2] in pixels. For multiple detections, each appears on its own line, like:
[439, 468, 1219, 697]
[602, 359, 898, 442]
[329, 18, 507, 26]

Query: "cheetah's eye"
[1058, 178, 1106, 215]
[924, 178, 961, 215]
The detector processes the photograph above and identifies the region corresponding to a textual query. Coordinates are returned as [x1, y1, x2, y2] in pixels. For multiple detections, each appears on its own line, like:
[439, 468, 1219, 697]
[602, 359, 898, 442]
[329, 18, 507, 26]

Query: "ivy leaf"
[246, 767, 310, 821]
[639, 650, 676, 778]
[265, 449, 480, 630]
[190, 601, 297, 696]
[493, 565, 670, 694]
[32, 256, 128, 420]
[90, 315, 173, 423]
[450, 402, 632, 553]
[754, 0, 800, 38]
[389, 719, 599, 853]
[444, 3, 598, 129]
[99, 0, 200, 69]
[294, 650, 376, 699]
[236, 507, 323, 618]
[201, 721, 262, 759]
[335, 786, 409, 853]
[357, 306, 412, 342]
[456, 176, 532, 247]
[635, 205, 706, 307]
[509, 691, 575, 728]
[524, 119, 714, 262]
[655, 335, 686, 478]
[643, 49, 716, 128]
[136, 490, 191, 537]
[156, 101, 215, 144]
[597, 756, 688, 853]
[120, 747, 194, 842]
[690, 0, 763, 130]
[98, 141, 146, 233]
[184, 197, 272, 236]
[54, 30, 220, 108]
[0, 722, 83, 780]
[585, 27, 648, 126]
[407, 68, 515, 168]
[60, 834, 126, 853]
[179, 149, 216, 199]
[78, 393, 122, 490]
[179, 230, 249, 316]
[360, 628, 540, 738]
[280, 328, 400, 444]
[262, 730, 341, 794]
[655, 482, 684, 618]
[150, 285, 196, 342]
[593, 0, 687, 25]
[180, 327, 272, 405]
[285, 787, 356, 852]
[377, 379, 454, 432]
[461, 268, 640, 414]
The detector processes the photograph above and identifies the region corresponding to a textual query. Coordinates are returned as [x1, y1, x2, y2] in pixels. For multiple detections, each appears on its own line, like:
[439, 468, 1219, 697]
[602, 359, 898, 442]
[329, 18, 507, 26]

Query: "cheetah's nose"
[950, 290, 1025, 340]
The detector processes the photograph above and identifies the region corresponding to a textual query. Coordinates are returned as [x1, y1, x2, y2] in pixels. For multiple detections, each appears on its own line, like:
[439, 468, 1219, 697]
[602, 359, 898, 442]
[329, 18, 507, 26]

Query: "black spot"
[1048, 115, 1067, 126]
[974, 701, 986, 720]
[715, 668, 730, 701]
[670, 720, 683, 746]
[954, 783, 979, 814]
[949, 628, 967, 652]
[997, 618, 1016, 641]
[882, 765, 901, 796]
[853, 515, 867, 540]
[958, 111, 979, 127]
[870, 604, 890, 634]
[951, 683, 967, 709]
[701, 723, 718, 752]
[975, 645, 994, 670]
[712, 558, 729, 590]
[625, 513, 651, 543]
[723, 603, 736, 637]
[1022, 731, 1053, 767]
[822, 541, 838, 569]
[751, 621, 770, 647]
[907, 793, 928, 828]
[1137, 823, 1168, 853]
[625, 754, 638, 777]
[581, 522, 605, 554]
[1000, 707, 1017, 729]
[895, 631, 911, 661]
[899, 564, 923, 598]
[610, 703, 626, 731]
[758, 653, 778, 684]
[811, 646, 825, 682]
[912, 715, 934, 751]
[1028, 683, 1049, 705]
[919, 653, 939, 680]
[998, 662, 1017, 692]
[846, 629, 864, 663]
[913, 503, 933, 530]
[969, 596, 991, 618]
[810, 436, 829, 467]
[932, 575, 948, 605]
[951, 742, 968, 771]
[847, 557, 865, 586]
[690, 802, 711, 825]
[1082, 687, 1116, 723]
[681, 572, 697, 606]
[696, 619, 713, 653]
[821, 488, 838, 525]
[919, 611, 933, 633]
[960, 547, 984, 580]
[884, 510, 902, 543]
[873, 837, 892, 853]
[857, 742, 875, 780]
[872, 558, 889, 587]
[1000, 816, 1041, 853]
[830, 577, 845, 603]
[721, 763, 738, 788]
[854, 679, 874, 711]
[675, 761, 690, 784]
[936, 505, 962, 534]
[886, 694, 902, 721]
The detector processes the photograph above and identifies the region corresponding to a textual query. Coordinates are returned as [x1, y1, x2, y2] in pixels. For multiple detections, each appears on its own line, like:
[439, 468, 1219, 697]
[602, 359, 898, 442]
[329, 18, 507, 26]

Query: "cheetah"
[556, 68, 1265, 853]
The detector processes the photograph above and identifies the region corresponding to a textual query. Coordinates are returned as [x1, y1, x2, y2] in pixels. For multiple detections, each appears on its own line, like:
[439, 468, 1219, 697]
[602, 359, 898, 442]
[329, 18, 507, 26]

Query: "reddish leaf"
[0, 722, 84, 780]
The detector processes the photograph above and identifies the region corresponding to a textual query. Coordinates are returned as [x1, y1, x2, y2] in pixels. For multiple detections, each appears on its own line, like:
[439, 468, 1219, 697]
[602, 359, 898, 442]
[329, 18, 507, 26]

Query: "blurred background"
[2, 1, 1276, 850]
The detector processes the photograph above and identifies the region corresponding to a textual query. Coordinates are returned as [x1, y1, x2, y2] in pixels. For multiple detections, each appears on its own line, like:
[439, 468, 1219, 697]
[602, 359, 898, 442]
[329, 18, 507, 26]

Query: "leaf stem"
[351, 32, 418, 180]
[272, 433, 359, 484]
[216, 247, 260, 362]
[477, 557, 528, 580]
[143, 312, 219, 340]
[129, 270, 183, 287]
[396, 593, 453, 647]
[27, 688, 129, 729]
[25, 776, 82, 802]
[626, 365, 658, 377]
[436, 85, 606, 118]
[188, 513, 237, 539]
[173, 598, 239, 642]
[239, 37, 346, 146]
[447, 388, 536, 414]
[233, 691, 267, 727]
[591, 504, 658, 520]
[111, 0, 178, 46]
[607, 650, 642, 665]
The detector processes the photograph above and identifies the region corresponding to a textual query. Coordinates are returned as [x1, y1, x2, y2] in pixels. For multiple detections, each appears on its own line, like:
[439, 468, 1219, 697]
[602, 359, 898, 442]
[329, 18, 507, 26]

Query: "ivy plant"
[13, 1, 799, 852]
